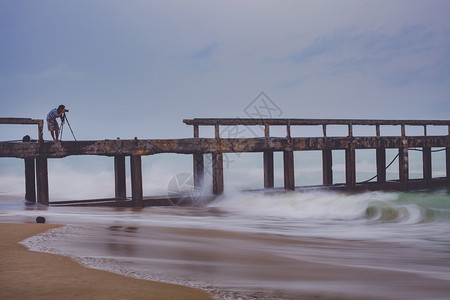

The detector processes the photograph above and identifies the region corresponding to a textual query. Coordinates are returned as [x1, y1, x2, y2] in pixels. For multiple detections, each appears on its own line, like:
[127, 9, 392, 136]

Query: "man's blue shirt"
[47, 108, 58, 120]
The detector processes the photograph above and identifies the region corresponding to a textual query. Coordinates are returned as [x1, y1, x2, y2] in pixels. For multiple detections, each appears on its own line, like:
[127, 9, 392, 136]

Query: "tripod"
[60, 113, 77, 141]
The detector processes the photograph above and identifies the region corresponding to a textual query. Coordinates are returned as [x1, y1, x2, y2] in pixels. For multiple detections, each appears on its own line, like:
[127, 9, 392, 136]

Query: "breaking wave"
[208, 189, 450, 224]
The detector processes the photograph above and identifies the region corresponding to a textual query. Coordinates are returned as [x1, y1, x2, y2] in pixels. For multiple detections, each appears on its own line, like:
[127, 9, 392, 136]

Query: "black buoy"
[36, 216, 46, 223]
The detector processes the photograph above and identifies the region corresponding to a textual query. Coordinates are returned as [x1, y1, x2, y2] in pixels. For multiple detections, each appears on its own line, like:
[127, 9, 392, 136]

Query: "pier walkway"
[1, 118, 449, 206]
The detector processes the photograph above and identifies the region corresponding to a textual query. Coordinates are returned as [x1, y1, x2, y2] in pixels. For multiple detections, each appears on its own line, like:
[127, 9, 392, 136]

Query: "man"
[46, 105, 67, 141]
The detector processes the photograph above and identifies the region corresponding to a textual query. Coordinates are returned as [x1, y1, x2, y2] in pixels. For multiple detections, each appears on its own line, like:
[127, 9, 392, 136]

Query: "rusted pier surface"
[1, 118, 449, 207]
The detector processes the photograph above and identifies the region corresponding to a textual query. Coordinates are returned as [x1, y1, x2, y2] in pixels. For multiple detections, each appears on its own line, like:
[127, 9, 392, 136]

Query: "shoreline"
[2, 193, 450, 300]
[0, 222, 213, 300]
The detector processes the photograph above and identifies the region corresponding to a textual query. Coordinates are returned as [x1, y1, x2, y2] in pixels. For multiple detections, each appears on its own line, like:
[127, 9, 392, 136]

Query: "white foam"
[209, 190, 398, 221]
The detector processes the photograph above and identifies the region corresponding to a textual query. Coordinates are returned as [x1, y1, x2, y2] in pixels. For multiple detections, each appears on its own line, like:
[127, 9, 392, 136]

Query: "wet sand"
[0, 223, 213, 300]
[20, 223, 450, 300]
[1, 194, 449, 299]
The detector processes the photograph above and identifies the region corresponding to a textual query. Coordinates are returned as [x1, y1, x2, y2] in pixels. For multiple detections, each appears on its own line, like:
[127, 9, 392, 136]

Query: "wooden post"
[212, 152, 223, 195]
[36, 157, 49, 205]
[399, 143, 409, 186]
[348, 123, 353, 137]
[283, 150, 295, 190]
[422, 147, 432, 181]
[264, 124, 270, 137]
[215, 123, 220, 139]
[114, 155, 126, 199]
[193, 153, 204, 188]
[322, 148, 333, 186]
[286, 122, 291, 139]
[24, 158, 36, 202]
[264, 151, 274, 188]
[37, 120, 44, 142]
[130, 155, 143, 207]
[345, 146, 356, 187]
[376, 147, 386, 184]
[194, 124, 199, 138]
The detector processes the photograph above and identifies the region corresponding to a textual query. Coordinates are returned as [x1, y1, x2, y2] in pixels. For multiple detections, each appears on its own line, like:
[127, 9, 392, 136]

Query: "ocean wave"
[208, 190, 450, 224]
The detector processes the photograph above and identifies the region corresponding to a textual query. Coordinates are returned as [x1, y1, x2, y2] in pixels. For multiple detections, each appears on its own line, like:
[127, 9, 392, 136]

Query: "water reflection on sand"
[21, 222, 450, 300]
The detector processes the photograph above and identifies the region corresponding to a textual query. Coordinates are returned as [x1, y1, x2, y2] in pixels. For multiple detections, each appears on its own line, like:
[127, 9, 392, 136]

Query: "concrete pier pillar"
[446, 147, 450, 183]
[264, 151, 274, 188]
[130, 155, 143, 207]
[376, 147, 386, 184]
[345, 146, 356, 187]
[114, 155, 126, 199]
[193, 153, 204, 188]
[399, 144, 409, 186]
[322, 148, 333, 186]
[36, 157, 49, 205]
[24, 158, 36, 202]
[212, 152, 223, 195]
[422, 147, 432, 181]
[283, 150, 295, 190]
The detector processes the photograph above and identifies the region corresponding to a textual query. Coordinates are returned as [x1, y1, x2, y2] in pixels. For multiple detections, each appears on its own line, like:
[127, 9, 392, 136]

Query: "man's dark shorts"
[47, 119, 59, 131]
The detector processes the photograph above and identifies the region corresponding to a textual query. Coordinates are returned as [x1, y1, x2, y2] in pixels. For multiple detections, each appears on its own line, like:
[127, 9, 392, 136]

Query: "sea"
[1, 152, 450, 299]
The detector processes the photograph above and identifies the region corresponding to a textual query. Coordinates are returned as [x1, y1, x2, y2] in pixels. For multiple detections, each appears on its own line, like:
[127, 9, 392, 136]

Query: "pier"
[1, 117, 449, 207]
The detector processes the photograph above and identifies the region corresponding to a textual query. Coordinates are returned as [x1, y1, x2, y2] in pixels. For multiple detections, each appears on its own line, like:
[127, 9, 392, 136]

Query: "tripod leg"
[59, 123, 64, 141]
[65, 116, 77, 141]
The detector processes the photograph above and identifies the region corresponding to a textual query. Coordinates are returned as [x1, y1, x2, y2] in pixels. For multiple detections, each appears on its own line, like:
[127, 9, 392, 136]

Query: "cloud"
[34, 65, 85, 80]
[191, 42, 218, 60]
[284, 25, 450, 87]
[177, 42, 219, 72]
[14, 65, 85, 81]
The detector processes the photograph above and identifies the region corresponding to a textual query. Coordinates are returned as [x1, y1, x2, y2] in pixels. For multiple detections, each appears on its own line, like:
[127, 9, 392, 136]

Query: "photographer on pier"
[46, 105, 68, 141]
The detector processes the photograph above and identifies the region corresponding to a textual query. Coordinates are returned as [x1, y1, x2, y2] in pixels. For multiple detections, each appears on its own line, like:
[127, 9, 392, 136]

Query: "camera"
[65, 109, 69, 112]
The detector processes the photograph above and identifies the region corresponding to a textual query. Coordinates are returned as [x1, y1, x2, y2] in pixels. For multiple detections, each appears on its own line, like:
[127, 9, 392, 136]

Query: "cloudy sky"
[1, 0, 449, 141]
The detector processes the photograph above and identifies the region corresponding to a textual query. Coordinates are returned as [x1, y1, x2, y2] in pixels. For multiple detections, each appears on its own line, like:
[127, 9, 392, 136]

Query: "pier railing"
[0, 118, 44, 142]
[183, 118, 450, 138]
[1, 118, 449, 207]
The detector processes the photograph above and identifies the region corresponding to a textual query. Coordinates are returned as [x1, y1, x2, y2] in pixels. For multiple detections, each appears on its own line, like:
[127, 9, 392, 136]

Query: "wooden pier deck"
[1, 117, 449, 206]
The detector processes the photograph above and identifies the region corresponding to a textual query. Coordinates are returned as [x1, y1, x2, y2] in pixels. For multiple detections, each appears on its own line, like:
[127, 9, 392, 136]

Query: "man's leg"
[50, 131, 58, 141]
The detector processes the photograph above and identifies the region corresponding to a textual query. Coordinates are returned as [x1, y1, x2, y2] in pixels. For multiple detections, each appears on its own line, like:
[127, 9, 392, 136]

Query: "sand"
[0, 223, 213, 300]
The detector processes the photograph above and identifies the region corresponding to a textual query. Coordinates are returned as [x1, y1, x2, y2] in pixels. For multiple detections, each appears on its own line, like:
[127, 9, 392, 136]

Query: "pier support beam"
[283, 150, 295, 190]
[193, 153, 204, 188]
[24, 158, 36, 203]
[114, 155, 126, 199]
[422, 147, 432, 181]
[36, 157, 49, 205]
[212, 152, 224, 195]
[322, 148, 333, 186]
[345, 146, 356, 187]
[399, 144, 409, 186]
[264, 151, 274, 188]
[376, 147, 386, 184]
[130, 155, 143, 207]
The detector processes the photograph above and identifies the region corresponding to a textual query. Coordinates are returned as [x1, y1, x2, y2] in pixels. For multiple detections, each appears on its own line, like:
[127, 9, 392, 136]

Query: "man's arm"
[55, 109, 66, 118]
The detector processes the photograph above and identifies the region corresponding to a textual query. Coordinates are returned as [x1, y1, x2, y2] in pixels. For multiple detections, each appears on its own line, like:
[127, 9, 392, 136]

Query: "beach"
[0, 223, 212, 300]
[1, 189, 450, 299]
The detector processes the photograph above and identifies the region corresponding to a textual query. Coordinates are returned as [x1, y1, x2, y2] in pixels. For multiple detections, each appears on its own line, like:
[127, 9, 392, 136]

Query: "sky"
[1, 0, 450, 141]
